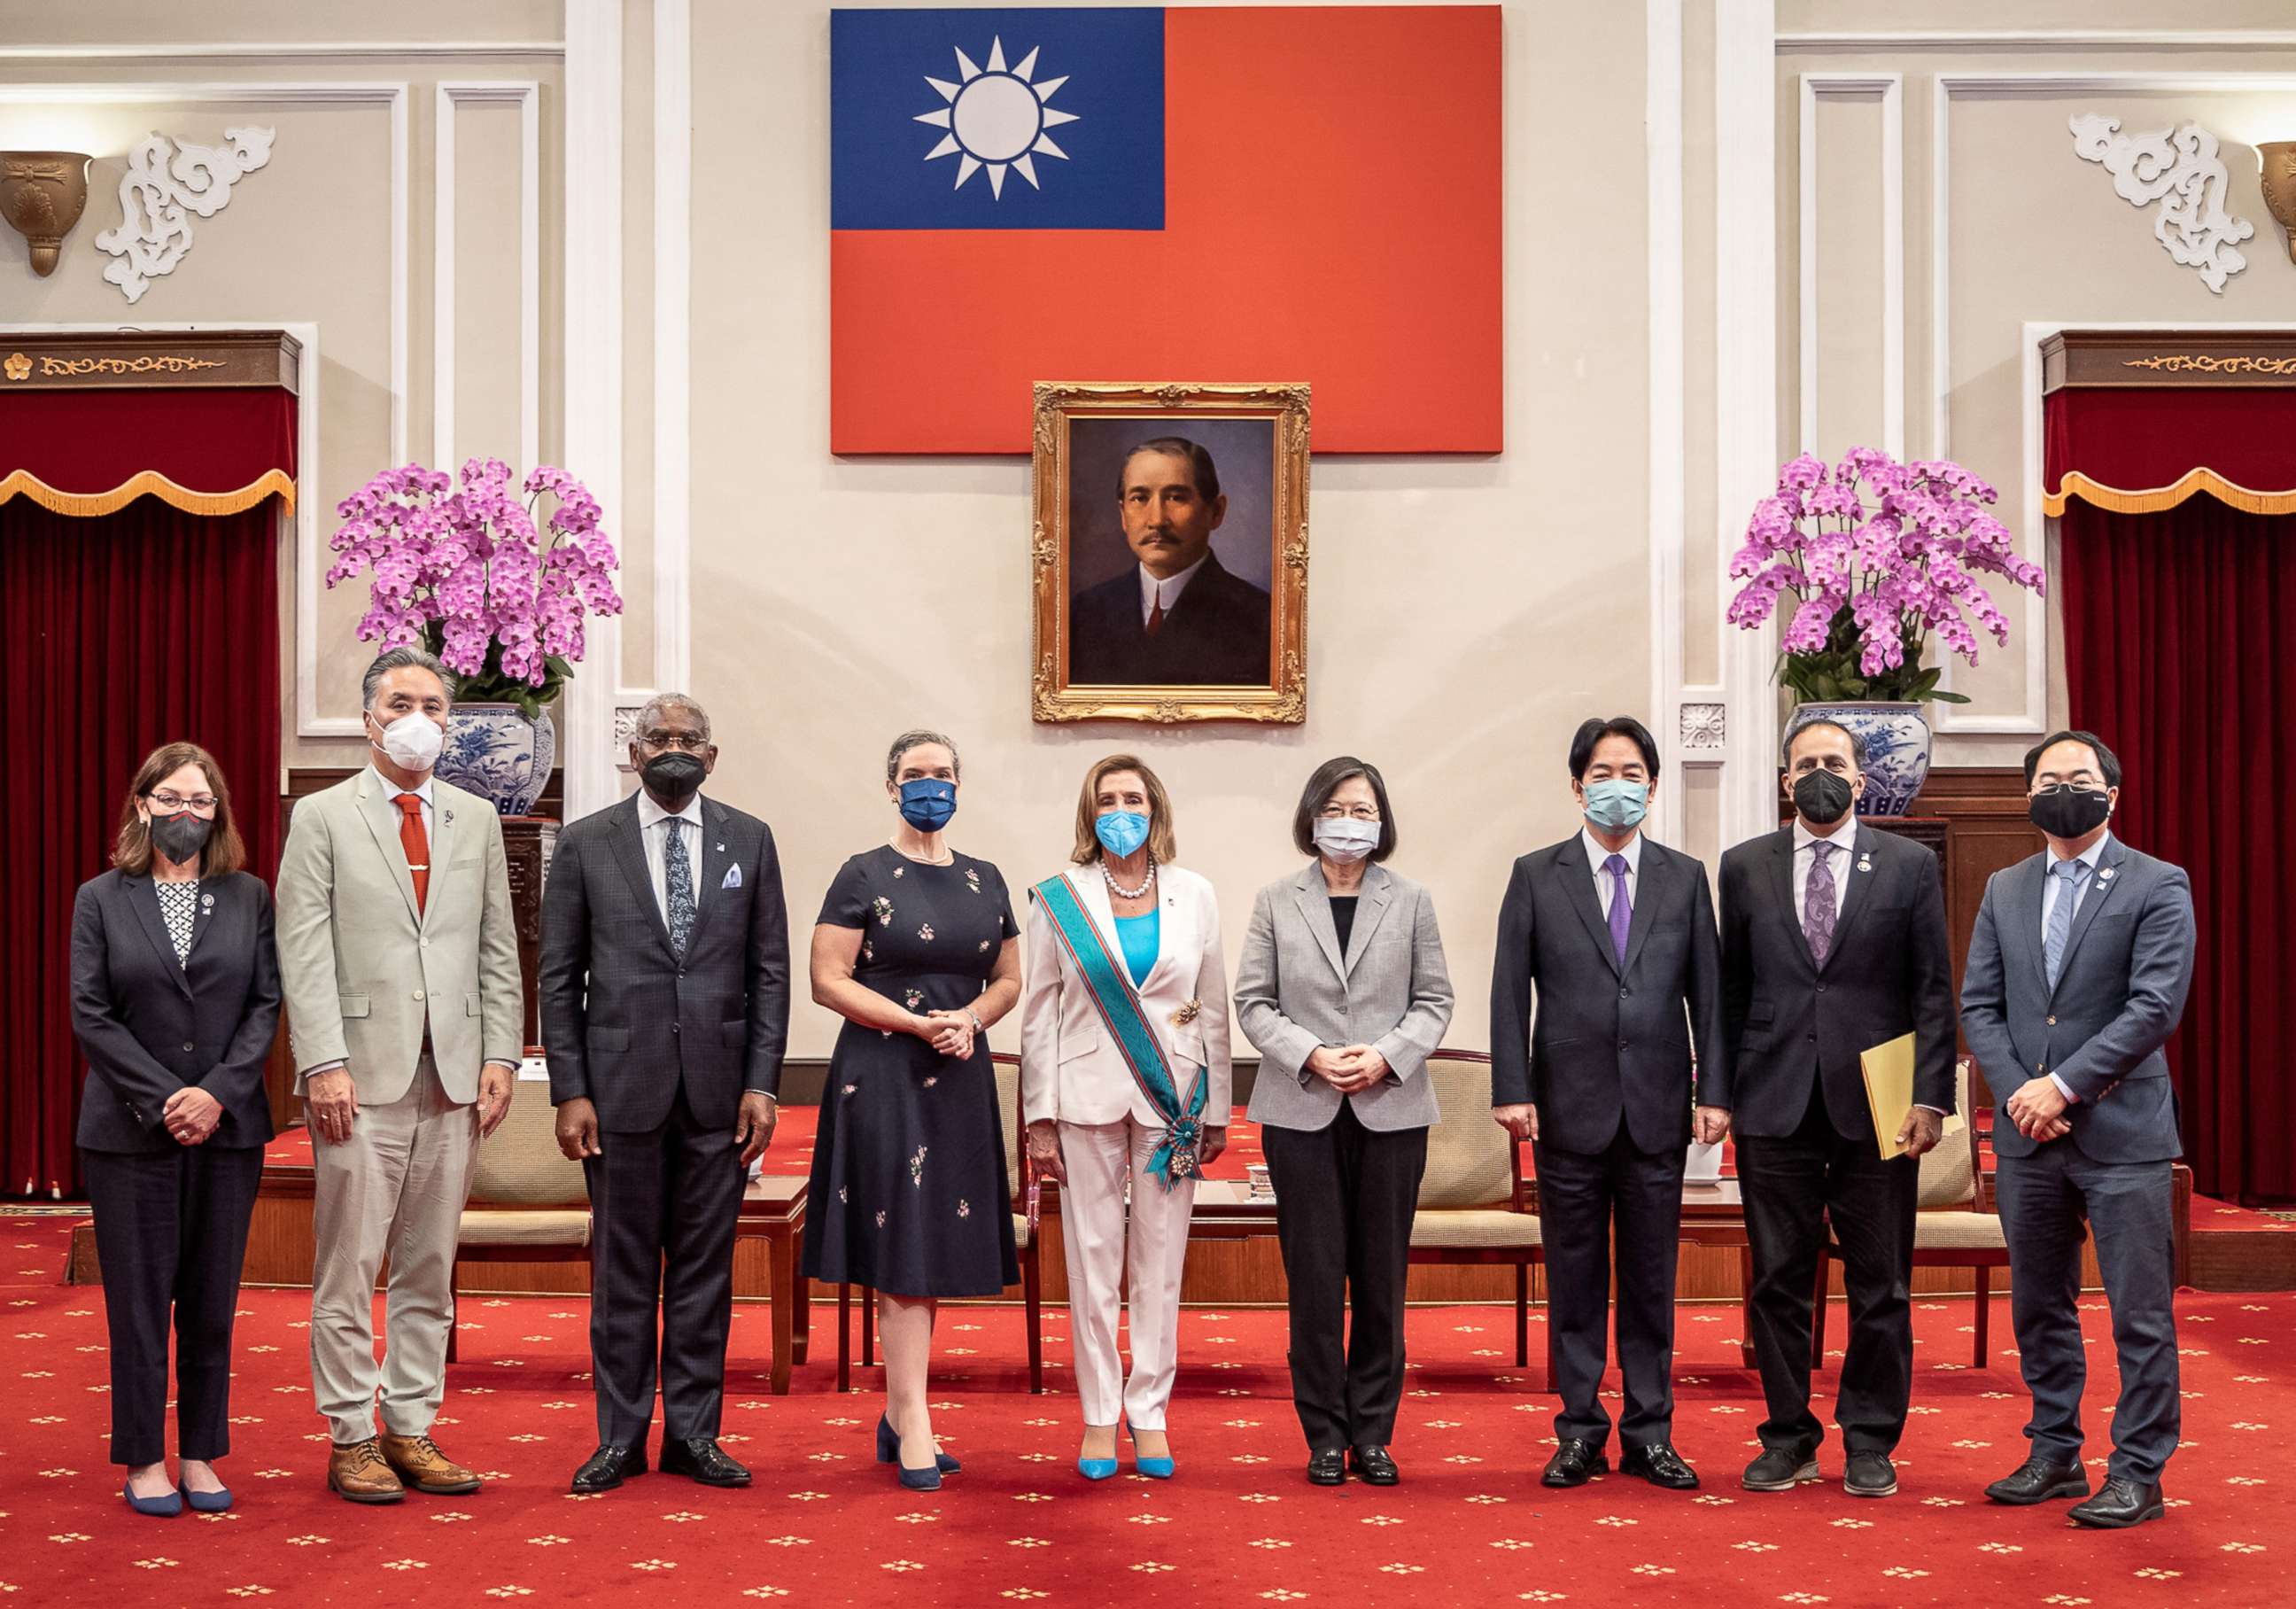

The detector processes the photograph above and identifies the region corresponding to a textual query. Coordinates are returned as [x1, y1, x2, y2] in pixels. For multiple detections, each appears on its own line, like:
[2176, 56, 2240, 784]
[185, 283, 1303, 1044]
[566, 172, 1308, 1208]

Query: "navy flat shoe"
[123, 1480, 182, 1518]
[178, 1481, 234, 1513]
[876, 1414, 959, 1473]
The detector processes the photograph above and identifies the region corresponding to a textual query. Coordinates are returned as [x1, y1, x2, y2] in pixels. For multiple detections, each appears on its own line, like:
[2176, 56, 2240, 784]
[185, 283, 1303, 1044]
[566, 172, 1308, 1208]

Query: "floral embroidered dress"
[803, 846, 1021, 1296]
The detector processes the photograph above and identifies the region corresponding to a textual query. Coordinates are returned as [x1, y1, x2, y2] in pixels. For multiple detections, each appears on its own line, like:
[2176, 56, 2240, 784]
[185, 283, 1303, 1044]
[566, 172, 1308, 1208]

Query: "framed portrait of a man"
[1031, 381, 1308, 723]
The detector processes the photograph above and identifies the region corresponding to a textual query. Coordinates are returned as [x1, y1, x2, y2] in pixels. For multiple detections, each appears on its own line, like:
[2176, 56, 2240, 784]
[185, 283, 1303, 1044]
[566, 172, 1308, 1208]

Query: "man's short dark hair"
[2024, 728, 2122, 790]
[1569, 716, 1661, 783]
[1783, 716, 1867, 769]
[1291, 756, 1398, 863]
[1120, 437, 1222, 501]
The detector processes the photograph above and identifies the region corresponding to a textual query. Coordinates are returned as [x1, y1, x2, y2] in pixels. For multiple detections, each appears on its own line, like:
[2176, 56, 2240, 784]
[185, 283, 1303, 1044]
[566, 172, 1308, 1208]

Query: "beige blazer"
[1019, 862, 1234, 1131]
[275, 767, 524, 1104]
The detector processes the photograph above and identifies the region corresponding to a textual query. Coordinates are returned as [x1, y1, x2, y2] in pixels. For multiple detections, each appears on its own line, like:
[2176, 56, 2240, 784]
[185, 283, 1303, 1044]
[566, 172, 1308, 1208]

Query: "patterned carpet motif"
[1, 1211, 2289, 1605]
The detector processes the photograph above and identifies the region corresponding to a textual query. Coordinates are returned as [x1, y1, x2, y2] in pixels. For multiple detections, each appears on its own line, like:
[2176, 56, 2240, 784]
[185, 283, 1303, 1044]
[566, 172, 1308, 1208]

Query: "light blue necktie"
[2044, 858, 2090, 991]
[664, 819, 697, 958]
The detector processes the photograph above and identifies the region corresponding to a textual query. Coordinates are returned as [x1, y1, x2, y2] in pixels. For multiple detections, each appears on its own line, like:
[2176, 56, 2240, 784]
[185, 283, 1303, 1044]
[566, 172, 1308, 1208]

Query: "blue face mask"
[896, 777, 957, 831]
[1094, 810, 1152, 859]
[1582, 778, 1648, 832]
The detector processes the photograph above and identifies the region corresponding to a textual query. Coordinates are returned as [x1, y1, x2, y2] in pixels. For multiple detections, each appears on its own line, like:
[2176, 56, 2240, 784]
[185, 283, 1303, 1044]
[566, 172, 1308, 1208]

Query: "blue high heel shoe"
[876, 1414, 959, 1474]
[178, 1480, 234, 1513]
[123, 1479, 182, 1518]
[1129, 1426, 1175, 1481]
[1077, 1427, 1119, 1481]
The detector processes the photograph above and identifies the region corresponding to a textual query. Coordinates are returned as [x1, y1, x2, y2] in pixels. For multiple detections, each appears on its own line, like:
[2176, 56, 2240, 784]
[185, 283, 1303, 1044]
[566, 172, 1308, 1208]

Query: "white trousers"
[1058, 1115, 1198, 1431]
[308, 1056, 478, 1443]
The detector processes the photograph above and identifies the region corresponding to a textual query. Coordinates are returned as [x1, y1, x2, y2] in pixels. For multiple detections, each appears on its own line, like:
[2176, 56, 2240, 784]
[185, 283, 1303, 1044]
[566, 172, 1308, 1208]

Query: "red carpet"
[2, 1208, 2290, 1605]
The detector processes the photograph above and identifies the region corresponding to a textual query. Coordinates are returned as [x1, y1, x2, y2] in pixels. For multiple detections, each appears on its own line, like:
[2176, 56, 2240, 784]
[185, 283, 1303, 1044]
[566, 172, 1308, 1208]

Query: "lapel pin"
[2098, 867, 2114, 882]
[1856, 854, 1873, 874]
[200, 893, 214, 909]
[716, 842, 725, 853]
[445, 808, 454, 826]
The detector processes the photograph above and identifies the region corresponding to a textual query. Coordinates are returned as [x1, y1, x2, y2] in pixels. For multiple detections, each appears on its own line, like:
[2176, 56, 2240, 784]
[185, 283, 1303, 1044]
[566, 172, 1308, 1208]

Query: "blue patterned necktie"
[2044, 858, 2090, 990]
[1803, 841, 1838, 967]
[1603, 853, 1633, 966]
[663, 818, 697, 958]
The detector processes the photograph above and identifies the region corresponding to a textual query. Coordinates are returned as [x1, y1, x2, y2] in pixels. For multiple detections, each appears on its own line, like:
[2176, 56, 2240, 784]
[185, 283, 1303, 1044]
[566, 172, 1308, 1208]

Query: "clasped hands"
[1306, 1044, 1390, 1095]
[161, 1084, 222, 1146]
[2005, 1075, 2073, 1142]
[913, 1008, 979, 1061]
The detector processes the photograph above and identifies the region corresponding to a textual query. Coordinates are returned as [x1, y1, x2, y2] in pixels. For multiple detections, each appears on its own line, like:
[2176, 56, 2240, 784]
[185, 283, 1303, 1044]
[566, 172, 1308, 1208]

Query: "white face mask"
[370, 710, 445, 773]
[1312, 817, 1381, 865]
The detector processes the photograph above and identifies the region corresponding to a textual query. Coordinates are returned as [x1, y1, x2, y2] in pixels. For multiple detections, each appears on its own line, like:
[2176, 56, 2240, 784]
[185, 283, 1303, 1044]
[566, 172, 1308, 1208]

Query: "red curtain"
[2060, 500, 2296, 1204]
[2045, 386, 2296, 509]
[0, 387, 297, 517]
[0, 501, 282, 1198]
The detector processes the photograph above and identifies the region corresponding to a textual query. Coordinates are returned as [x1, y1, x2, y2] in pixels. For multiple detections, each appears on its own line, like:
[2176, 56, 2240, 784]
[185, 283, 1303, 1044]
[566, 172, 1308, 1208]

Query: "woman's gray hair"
[637, 692, 711, 741]
[361, 646, 457, 709]
[886, 727, 959, 781]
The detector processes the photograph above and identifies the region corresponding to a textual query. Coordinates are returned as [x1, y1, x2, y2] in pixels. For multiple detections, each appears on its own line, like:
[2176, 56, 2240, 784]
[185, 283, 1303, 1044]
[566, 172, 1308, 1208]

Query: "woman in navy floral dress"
[804, 730, 1020, 1489]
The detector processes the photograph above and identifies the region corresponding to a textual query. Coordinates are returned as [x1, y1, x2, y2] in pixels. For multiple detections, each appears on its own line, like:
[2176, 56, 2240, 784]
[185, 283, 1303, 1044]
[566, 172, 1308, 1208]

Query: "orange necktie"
[395, 792, 430, 915]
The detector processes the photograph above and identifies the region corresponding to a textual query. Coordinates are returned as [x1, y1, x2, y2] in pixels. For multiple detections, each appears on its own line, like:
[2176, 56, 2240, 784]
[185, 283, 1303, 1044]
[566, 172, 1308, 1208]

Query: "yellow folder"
[1860, 1032, 1965, 1162]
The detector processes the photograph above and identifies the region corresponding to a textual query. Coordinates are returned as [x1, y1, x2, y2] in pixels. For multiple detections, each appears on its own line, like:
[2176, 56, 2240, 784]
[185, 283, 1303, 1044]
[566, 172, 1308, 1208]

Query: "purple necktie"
[1604, 852, 1632, 966]
[1803, 840, 1839, 967]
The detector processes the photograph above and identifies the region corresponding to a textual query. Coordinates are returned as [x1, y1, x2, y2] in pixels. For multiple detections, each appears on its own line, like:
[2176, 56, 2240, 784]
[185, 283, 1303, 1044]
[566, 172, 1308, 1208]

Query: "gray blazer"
[1960, 834, 2194, 1165]
[1237, 862, 1455, 1132]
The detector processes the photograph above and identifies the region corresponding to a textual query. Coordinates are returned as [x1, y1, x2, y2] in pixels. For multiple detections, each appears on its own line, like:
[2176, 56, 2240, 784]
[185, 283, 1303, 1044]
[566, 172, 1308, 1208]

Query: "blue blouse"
[1114, 909, 1160, 987]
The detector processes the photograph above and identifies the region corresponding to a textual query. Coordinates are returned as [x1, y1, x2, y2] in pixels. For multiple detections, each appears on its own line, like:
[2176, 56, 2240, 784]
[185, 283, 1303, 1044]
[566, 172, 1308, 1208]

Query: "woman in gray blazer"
[1235, 758, 1454, 1489]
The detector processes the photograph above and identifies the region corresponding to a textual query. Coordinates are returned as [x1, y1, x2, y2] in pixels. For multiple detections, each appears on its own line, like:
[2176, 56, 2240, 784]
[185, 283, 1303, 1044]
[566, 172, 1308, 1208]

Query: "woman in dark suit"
[1234, 758, 1454, 1489]
[70, 742, 279, 1517]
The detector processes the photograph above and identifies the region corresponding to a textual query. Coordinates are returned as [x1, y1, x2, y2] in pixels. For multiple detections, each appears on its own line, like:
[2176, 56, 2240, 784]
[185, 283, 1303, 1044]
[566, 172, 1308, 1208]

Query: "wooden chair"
[1405, 1049, 1547, 1376]
[446, 1061, 590, 1362]
[1812, 1059, 2006, 1368]
[834, 1050, 1043, 1392]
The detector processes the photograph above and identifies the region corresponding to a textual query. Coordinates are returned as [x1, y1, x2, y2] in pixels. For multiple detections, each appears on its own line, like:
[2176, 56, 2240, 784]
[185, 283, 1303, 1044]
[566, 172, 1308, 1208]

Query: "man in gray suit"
[1489, 717, 1723, 1492]
[1961, 730, 2194, 1528]
[275, 647, 524, 1504]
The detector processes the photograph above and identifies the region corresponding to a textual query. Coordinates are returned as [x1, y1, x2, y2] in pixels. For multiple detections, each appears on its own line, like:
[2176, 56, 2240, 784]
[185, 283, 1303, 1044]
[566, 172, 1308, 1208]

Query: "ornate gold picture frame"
[1031, 381, 1309, 724]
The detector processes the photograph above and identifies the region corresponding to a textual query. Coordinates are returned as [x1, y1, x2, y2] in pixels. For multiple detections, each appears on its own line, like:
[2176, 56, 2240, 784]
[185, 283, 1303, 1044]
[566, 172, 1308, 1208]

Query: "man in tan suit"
[276, 647, 524, 1503]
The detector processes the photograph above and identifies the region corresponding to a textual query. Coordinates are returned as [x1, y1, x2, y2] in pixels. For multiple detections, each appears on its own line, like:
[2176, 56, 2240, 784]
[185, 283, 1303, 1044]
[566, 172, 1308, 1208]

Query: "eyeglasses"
[1316, 804, 1382, 822]
[640, 731, 711, 752]
[148, 790, 218, 813]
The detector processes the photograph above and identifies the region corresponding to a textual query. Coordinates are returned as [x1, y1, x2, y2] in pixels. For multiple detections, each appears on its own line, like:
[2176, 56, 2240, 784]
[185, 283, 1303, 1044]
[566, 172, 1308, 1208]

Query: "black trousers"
[1533, 1117, 1687, 1449]
[1736, 1080, 1919, 1457]
[584, 1084, 746, 1446]
[81, 1143, 264, 1467]
[1261, 1101, 1427, 1454]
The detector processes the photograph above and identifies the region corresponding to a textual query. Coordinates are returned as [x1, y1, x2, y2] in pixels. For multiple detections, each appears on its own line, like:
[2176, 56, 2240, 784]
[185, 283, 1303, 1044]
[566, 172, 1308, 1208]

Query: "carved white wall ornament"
[1679, 702, 1726, 752]
[2068, 113, 2253, 294]
[611, 703, 647, 771]
[93, 126, 275, 304]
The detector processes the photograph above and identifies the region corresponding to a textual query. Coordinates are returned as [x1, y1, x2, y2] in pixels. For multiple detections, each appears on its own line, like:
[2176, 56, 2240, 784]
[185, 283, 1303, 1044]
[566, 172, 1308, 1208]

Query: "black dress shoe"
[1349, 1445, 1400, 1486]
[659, 1437, 750, 1488]
[1541, 1439, 1608, 1488]
[2069, 1476, 2164, 1528]
[570, 1443, 646, 1494]
[1307, 1449, 1346, 1487]
[1843, 1451, 1898, 1497]
[1985, 1456, 2090, 1505]
[1741, 1446, 1820, 1491]
[1618, 1442, 1699, 1490]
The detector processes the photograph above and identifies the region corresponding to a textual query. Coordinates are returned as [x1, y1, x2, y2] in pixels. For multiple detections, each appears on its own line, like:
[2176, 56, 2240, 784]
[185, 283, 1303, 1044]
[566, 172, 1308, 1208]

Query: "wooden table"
[736, 1175, 811, 1394]
[1184, 1178, 1283, 1237]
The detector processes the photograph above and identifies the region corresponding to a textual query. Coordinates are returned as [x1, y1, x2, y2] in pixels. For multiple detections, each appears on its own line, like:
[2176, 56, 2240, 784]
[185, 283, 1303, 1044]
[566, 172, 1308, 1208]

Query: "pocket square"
[722, 863, 743, 890]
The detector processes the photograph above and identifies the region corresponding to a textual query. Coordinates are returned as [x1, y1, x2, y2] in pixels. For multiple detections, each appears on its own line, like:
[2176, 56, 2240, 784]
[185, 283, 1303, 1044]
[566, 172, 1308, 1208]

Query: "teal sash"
[1031, 874, 1206, 1189]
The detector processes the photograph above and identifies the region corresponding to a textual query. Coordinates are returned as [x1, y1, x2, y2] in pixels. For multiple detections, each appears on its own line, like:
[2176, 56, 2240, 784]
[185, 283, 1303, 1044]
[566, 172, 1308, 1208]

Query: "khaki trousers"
[1058, 1116, 1198, 1431]
[308, 1056, 479, 1444]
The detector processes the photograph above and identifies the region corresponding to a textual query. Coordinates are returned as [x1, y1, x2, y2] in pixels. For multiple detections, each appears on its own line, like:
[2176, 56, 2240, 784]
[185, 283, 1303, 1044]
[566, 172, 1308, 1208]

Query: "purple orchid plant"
[1726, 447, 2046, 704]
[325, 458, 623, 719]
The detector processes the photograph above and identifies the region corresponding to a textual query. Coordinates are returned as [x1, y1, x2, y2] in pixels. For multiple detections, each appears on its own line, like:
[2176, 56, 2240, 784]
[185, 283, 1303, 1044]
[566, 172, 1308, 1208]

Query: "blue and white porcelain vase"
[1785, 700, 1932, 817]
[437, 702, 556, 817]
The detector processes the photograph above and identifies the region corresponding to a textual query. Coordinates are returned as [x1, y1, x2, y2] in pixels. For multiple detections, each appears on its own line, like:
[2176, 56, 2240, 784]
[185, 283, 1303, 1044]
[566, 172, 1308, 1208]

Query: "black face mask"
[2028, 783, 2112, 840]
[1791, 768, 1855, 827]
[149, 811, 213, 867]
[640, 750, 707, 809]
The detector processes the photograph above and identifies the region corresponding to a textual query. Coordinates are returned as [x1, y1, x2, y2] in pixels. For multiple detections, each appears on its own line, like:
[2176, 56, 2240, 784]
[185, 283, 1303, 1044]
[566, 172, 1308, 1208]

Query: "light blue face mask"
[1582, 778, 1649, 832]
[1095, 810, 1152, 859]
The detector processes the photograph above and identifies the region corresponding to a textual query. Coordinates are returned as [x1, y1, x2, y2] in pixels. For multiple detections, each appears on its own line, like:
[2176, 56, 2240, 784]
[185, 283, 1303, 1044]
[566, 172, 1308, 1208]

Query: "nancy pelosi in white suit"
[1021, 754, 1232, 1481]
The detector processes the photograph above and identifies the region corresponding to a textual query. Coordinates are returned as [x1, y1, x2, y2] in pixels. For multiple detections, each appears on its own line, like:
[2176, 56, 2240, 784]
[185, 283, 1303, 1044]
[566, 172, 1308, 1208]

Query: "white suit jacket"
[1019, 862, 1234, 1131]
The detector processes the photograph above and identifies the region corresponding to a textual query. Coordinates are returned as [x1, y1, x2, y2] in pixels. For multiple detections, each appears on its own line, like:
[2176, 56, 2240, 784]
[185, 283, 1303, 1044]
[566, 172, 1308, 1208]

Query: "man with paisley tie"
[1707, 719, 1954, 1502]
[539, 693, 791, 1495]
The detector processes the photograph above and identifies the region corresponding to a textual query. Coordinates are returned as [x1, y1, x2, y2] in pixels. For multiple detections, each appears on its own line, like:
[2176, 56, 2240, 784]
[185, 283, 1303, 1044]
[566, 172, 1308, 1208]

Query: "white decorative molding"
[93, 126, 274, 302]
[1714, 0, 1780, 846]
[433, 82, 541, 475]
[0, 41, 564, 60]
[653, 0, 693, 703]
[611, 702, 648, 770]
[562, 0, 625, 821]
[1646, 0, 1688, 831]
[1679, 702, 1726, 752]
[1780, 29, 2296, 51]
[1796, 74, 1903, 461]
[2068, 113, 2253, 294]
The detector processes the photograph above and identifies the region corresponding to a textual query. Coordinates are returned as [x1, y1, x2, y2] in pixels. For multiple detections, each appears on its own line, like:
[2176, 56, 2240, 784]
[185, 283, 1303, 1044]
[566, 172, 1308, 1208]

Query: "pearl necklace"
[890, 836, 953, 867]
[1101, 854, 1157, 901]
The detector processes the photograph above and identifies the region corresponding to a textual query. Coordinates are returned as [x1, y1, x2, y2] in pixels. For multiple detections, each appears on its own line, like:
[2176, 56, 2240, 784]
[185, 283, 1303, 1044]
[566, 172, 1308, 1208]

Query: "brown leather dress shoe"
[329, 1437, 407, 1504]
[379, 1432, 484, 1495]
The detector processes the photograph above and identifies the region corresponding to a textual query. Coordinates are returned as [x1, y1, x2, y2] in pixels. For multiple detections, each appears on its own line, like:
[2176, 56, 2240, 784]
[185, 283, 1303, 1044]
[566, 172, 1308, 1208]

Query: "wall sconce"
[0, 152, 92, 276]
[2261, 142, 2296, 264]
